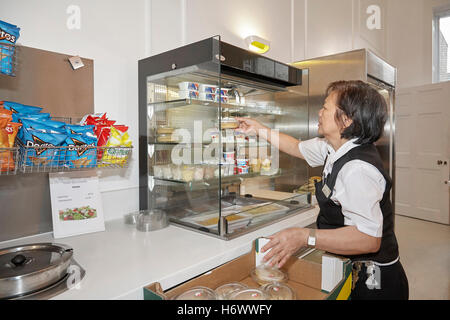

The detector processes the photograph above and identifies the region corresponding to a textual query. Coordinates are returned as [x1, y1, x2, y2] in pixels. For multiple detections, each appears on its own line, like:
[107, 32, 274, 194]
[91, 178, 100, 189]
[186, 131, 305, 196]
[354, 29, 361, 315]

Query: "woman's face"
[318, 91, 346, 140]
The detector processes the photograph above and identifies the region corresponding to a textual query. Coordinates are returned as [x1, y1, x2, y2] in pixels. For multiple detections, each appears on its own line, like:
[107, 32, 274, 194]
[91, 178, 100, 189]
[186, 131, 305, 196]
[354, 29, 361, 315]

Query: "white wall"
[386, 0, 450, 88]
[2, 0, 448, 222]
[1, 0, 147, 220]
[149, 0, 394, 64]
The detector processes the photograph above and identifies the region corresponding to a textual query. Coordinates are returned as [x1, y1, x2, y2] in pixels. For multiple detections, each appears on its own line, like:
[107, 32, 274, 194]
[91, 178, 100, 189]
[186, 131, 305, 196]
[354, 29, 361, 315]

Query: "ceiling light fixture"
[244, 35, 270, 54]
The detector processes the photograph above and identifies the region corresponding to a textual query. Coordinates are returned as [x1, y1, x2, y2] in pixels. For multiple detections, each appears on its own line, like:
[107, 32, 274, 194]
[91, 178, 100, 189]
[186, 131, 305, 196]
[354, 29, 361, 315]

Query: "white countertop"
[0, 207, 319, 300]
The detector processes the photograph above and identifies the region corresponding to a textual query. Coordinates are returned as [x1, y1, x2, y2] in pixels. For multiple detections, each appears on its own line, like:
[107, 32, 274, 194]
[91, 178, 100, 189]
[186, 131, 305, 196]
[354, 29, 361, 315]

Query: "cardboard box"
[144, 239, 353, 300]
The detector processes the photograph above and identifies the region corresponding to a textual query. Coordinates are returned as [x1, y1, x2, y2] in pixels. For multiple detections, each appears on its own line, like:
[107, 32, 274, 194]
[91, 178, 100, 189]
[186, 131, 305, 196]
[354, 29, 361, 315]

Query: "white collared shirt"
[299, 138, 385, 238]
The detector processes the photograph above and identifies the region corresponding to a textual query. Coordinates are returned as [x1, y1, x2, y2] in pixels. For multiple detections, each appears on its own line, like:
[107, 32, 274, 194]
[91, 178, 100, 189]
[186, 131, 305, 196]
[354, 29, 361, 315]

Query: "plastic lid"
[229, 288, 267, 300]
[261, 282, 296, 300]
[173, 286, 217, 300]
[250, 265, 288, 285]
[215, 282, 248, 300]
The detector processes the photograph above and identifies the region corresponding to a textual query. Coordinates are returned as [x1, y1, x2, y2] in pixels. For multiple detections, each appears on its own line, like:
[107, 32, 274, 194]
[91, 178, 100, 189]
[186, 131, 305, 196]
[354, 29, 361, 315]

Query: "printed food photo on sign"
[59, 206, 97, 221]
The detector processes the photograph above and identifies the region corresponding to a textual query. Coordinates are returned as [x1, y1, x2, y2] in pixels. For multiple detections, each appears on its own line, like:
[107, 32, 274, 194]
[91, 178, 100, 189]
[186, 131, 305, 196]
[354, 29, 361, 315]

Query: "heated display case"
[139, 36, 311, 240]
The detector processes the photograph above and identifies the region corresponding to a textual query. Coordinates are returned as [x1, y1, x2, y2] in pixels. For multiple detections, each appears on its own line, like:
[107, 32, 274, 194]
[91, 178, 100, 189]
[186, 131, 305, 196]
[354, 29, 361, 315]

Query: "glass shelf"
[151, 168, 304, 191]
[148, 98, 285, 116]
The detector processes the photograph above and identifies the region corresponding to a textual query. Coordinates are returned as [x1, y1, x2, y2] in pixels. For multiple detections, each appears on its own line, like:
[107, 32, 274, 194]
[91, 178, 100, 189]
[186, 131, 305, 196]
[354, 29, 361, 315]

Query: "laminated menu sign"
[49, 171, 105, 239]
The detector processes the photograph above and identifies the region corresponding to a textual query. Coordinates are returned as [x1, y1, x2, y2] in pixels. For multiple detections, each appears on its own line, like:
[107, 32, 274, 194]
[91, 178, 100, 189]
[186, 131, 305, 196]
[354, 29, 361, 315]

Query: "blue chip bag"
[0, 20, 20, 45]
[64, 134, 97, 169]
[0, 20, 20, 76]
[2, 101, 43, 114]
[64, 124, 96, 139]
[20, 118, 65, 132]
[18, 119, 66, 143]
[12, 113, 51, 123]
[19, 129, 67, 167]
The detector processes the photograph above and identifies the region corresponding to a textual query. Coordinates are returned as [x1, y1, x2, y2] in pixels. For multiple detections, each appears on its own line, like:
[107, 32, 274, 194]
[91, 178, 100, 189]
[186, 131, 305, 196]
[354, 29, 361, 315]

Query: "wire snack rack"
[0, 142, 133, 175]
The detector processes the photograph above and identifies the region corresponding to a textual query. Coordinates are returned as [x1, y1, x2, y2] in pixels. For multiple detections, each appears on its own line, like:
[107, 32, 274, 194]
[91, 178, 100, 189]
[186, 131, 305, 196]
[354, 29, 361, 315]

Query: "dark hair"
[326, 80, 388, 145]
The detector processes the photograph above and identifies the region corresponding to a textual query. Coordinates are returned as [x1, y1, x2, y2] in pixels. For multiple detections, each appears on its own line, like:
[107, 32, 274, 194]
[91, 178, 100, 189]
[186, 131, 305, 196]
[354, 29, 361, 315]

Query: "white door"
[395, 82, 450, 224]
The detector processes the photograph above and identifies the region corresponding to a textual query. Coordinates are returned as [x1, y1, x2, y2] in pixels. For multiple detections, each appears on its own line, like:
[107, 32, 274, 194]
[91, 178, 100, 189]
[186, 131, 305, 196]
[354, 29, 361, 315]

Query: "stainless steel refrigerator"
[291, 49, 396, 210]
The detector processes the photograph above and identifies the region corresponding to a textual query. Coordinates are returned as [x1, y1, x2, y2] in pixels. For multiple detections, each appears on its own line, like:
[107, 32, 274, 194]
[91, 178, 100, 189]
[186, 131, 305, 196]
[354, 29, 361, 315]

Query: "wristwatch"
[307, 229, 316, 248]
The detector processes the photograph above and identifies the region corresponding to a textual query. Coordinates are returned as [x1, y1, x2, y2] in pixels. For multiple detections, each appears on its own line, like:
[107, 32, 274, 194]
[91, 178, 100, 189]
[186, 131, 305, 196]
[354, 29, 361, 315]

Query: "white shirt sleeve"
[298, 138, 329, 168]
[332, 160, 386, 238]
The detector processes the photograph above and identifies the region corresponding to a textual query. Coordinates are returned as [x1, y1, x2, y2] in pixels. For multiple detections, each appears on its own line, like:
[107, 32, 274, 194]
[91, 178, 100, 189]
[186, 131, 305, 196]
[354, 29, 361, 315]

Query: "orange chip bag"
[0, 106, 12, 115]
[5, 122, 22, 147]
[0, 127, 14, 172]
[0, 118, 9, 148]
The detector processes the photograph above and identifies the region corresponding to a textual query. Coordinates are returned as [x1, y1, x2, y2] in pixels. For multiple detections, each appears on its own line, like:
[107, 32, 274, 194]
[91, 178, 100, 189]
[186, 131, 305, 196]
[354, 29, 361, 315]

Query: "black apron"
[314, 143, 408, 300]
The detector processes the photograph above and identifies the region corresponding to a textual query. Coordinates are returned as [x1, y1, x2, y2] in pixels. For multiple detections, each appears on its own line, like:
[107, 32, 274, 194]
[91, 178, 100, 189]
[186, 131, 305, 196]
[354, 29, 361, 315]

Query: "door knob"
[446, 180, 450, 185]
[437, 160, 443, 165]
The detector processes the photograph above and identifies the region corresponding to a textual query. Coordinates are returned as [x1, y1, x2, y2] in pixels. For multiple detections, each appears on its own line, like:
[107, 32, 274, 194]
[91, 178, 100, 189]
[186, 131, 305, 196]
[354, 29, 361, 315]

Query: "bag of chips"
[64, 134, 97, 169]
[99, 126, 132, 167]
[2, 101, 43, 114]
[0, 118, 20, 172]
[19, 128, 67, 167]
[0, 20, 20, 76]
[12, 112, 51, 123]
[64, 124, 96, 138]
[5, 122, 22, 147]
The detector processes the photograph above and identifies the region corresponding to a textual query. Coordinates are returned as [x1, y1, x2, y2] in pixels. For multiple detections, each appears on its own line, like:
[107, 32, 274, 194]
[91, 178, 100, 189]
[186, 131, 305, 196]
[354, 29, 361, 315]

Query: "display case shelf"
[148, 98, 285, 116]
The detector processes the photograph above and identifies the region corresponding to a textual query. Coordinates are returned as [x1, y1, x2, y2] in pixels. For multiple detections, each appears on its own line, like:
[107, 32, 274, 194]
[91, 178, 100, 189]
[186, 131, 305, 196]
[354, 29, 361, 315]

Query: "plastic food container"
[172, 165, 183, 180]
[248, 135, 257, 144]
[215, 95, 229, 103]
[157, 134, 179, 143]
[229, 289, 267, 300]
[179, 90, 199, 99]
[203, 165, 215, 180]
[237, 165, 249, 174]
[193, 166, 204, 181]
[199, 84, 217, 93]
[173, 286, 217, 300]
[156, 126, 175, 134]
[261, 158, 272, 171]
[220, 118, 238, 129]
[261, 282, 296, 300]
[153, 165, 164, 178]
[223, 163, 235, 176]
[236, 158, 248, 166]
[250, 265, 288, 286]
[216, 88, 231, 96]
[234, 131, 246, 143]
[199, 92, 216, 101]
[162, 164, 173, 179]
[250, 158, 261, 173]
[182, 166, 195, 182]
[215, 283, 248, 300]
[223, 151, 235, 163]
[178, 81, 199, 91]
[210, 130, 220, 143]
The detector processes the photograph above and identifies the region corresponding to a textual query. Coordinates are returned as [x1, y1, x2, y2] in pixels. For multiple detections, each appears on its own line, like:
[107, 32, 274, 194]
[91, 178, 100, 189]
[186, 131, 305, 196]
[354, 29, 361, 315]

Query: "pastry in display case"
[139, 36, 312, 240]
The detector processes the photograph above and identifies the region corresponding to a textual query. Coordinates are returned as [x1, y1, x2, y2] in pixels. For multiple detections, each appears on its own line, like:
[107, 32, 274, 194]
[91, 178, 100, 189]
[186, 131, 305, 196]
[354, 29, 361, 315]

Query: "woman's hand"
[261, 228, 309, 268]
[235, 117, 267, 135]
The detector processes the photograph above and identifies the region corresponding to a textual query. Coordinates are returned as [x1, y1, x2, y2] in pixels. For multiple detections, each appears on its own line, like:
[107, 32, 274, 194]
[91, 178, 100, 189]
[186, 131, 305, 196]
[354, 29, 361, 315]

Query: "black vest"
[315, 144, 399, 263]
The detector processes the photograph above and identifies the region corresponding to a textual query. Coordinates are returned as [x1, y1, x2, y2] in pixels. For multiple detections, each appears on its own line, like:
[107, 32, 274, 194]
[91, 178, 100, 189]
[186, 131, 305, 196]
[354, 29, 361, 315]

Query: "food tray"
[236, 202, 290, 217]
[0, 147, 19, 175]
[181, 211, 253, 232]
[16, 141, 133, 173]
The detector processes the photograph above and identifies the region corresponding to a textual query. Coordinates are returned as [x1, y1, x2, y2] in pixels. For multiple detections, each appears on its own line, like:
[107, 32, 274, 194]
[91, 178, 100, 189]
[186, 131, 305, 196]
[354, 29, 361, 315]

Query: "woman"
[236, 80, 409, 300]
